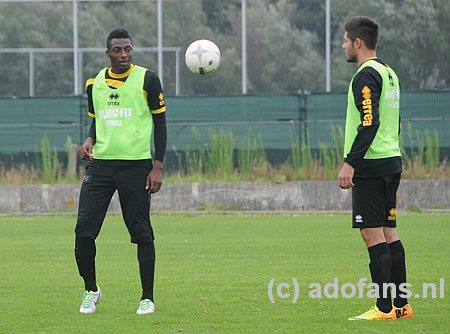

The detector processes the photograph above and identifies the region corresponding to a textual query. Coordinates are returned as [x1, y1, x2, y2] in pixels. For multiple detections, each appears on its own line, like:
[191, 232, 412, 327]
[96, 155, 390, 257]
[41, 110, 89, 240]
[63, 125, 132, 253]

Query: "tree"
[226, 0, 325, 93]
[329, 0, 450, 91]
[0, 0, 449, 96]
[0, 2, 74, 96]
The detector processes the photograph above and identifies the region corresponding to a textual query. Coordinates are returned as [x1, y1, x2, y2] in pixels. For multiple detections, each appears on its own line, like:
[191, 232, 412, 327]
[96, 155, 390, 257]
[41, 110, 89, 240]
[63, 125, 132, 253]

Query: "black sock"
[138, 242, 156, 301]
[368, 242, 392, 313]
[75, 236, 97, 292]
[389, 240, 408, 308]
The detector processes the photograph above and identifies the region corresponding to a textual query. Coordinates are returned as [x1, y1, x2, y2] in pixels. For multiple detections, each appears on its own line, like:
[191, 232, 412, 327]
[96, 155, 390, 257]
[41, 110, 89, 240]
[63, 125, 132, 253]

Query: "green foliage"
[176, 123, 447, 182]
[416, 130, 426, 165]
[400, 123, 444, 178]
[0, 3, 73, 95]
[242, 0, 325, 92]
[425, 129, 440, 172]
[237, 129, 266, 176]
[3, 122, 447, 184]
[289, 129, 314, 179]
[40, 133, 59, 183]
[1, 0, 448, 96]
[184, 127, 210, 176]
[209, 129, 235, 178]
[201, 0, 240, 34]
[64, 136, 77, 182]
[400, 122, 414, 162]
[329, 0, 449, 91]
[319, 124, 345, 179]
[319, 143, 337, 180]
[330, 124, 345, 159]
[184, 127, 236, 179]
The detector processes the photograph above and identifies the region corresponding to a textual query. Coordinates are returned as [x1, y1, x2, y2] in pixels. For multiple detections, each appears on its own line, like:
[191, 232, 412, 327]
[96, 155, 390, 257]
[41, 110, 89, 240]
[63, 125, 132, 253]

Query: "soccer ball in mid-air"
[185, 39, 220, 75]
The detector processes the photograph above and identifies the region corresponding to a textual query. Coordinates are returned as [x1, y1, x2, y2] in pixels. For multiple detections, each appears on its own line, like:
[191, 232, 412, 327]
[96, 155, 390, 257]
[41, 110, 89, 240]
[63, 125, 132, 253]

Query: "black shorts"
[351, 173, 401, 228]
[75, 160, 154, 244]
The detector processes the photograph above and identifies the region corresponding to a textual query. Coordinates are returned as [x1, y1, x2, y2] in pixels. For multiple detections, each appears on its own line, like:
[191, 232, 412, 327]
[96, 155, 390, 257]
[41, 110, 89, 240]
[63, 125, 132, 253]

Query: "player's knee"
[384, 227, 399, 244]
[75, 236, 95, 256]
[360, 228, 386, 247]
[138, 242, 156, 262]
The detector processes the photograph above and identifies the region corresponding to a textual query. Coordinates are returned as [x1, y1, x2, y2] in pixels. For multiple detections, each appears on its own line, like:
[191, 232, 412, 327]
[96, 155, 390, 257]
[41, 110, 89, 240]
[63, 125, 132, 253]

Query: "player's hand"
[338, 162, 354, 189]
[79, 138, 94, 161]
[146, 160, 163, 194]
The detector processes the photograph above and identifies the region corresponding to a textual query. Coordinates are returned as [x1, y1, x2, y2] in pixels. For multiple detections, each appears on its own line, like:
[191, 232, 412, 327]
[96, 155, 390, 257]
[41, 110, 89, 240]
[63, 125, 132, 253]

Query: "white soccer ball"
[185, 39, 220, 75]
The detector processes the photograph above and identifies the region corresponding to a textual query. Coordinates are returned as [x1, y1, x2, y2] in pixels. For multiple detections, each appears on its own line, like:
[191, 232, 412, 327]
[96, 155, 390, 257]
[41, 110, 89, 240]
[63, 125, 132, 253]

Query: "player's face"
[342, 32, 357, 63]
[107, 38, 133, 73]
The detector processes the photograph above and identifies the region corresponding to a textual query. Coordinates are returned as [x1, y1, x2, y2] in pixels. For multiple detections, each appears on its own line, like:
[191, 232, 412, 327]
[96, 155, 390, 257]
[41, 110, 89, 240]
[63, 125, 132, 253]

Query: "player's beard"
[346, 52, 357, 63]
[344, 41, 357, 63]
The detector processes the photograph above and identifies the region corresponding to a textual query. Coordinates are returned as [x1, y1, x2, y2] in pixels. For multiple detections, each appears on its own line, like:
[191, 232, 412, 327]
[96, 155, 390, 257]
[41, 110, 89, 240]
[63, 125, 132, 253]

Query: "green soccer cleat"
[79, 287, 102, 314]
[136, 299, 155, 315]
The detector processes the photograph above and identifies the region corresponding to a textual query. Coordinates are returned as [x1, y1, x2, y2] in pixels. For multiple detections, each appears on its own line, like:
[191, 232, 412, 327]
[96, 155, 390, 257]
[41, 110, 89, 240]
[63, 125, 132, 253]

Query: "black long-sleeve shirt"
[345, 58, 402, 178]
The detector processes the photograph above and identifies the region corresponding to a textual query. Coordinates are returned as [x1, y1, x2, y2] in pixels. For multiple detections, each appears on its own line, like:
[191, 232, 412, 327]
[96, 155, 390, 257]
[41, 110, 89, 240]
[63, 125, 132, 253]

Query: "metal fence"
[1, 92, 449, 169]
[0, 47, 182, 97]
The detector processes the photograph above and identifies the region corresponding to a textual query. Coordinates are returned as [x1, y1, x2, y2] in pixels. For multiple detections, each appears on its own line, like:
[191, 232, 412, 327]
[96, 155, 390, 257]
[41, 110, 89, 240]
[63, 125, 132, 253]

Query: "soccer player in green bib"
[75, 29, 166, 315]
[338, 16, 413, 321]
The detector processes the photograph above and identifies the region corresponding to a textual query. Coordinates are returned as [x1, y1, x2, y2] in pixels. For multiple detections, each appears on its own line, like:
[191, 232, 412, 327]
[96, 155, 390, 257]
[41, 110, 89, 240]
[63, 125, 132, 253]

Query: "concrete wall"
[0, 180, 448, 214]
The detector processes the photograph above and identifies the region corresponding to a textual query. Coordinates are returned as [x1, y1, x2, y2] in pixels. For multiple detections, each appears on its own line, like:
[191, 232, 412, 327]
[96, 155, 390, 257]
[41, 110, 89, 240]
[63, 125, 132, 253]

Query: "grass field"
[0, 213, 448, 333]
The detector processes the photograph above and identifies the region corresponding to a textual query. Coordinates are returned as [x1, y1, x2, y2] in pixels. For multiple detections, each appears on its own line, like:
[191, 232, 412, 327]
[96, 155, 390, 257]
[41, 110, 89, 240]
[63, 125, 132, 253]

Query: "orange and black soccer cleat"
[394, 304, 414, 319]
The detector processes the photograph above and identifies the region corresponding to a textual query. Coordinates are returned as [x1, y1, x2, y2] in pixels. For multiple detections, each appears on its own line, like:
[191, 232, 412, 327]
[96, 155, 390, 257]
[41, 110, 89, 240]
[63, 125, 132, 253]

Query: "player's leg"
[136, 241, 156, 315]
[115, 161, 156, 314]
[383, 173, 413, 319]
[349, 177, 396, 320]
[75, 163, 116, 313]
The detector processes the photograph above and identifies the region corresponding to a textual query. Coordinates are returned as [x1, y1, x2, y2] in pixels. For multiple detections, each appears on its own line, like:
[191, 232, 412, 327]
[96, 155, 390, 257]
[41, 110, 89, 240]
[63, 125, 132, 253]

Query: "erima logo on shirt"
[361, 86, 373, 127]
[388, 73, 395, 87]
[388, 208, 397, 221]
[355, 215, 363, 223]
[158, 92, 165, 106]
[108, 93, 120, 106]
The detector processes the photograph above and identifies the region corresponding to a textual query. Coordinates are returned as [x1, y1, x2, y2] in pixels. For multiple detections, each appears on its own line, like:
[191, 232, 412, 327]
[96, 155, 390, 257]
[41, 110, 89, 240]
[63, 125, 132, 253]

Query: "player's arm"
[152, 113, 167, 163]
[79, 77, 96, 160]
[144, 70, 167, 193]
[344, 67, 382, 168]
